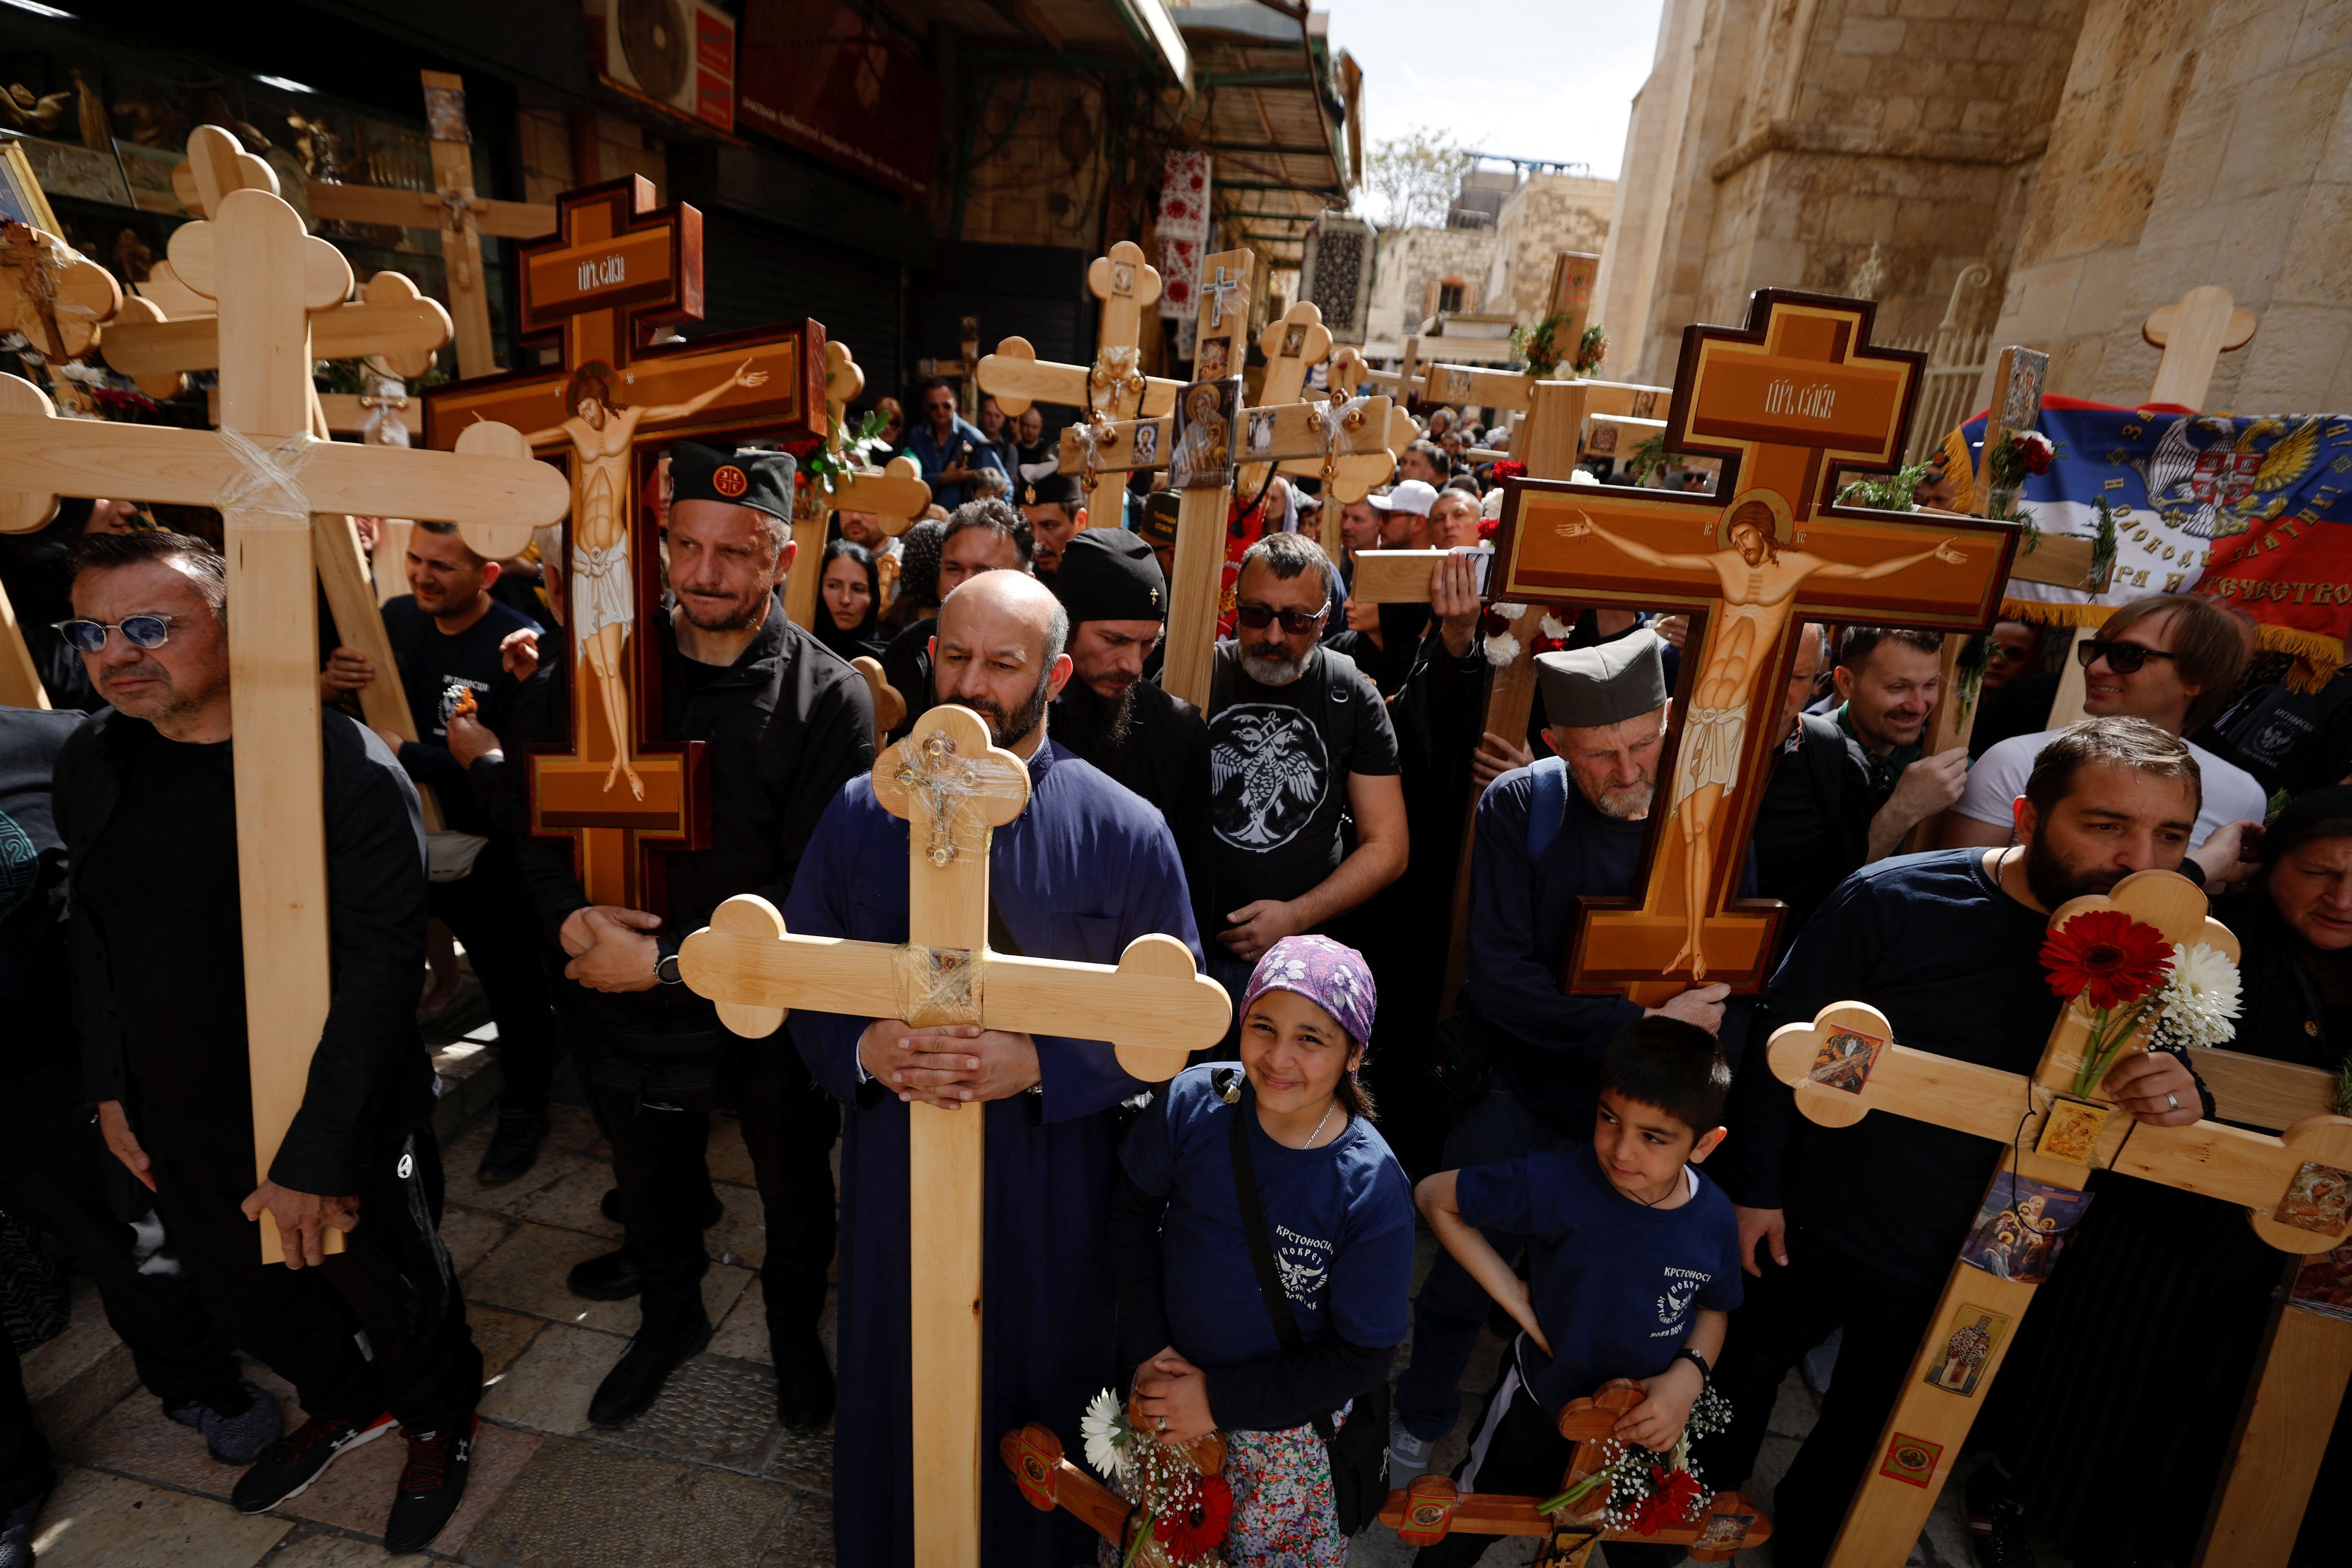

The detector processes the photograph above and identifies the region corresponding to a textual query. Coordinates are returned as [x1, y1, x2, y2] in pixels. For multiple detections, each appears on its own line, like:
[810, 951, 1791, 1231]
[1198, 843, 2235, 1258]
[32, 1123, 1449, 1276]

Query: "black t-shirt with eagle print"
[1204, 643, 1398, 922]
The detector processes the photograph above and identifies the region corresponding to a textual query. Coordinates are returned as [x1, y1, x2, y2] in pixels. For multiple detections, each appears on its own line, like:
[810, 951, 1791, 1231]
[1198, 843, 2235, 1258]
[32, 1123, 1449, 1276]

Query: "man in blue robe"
[785, 569, 1204, 1566]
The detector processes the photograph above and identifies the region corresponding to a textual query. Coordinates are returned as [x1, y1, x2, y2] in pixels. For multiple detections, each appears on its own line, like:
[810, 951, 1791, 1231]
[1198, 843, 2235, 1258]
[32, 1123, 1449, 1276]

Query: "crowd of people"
[0, 375, 2347, 1568]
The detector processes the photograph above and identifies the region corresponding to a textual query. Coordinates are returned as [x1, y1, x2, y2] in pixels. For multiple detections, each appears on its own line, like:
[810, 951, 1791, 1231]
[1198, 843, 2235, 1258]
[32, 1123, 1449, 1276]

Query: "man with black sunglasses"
[53, 530, 484, 1554]
[1202, 532, 1407, 1018]
[1946, 593, 2264, 852]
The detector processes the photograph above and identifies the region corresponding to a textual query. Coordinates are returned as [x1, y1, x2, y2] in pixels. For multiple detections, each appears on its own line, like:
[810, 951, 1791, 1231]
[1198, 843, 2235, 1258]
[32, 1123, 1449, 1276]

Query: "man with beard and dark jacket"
[515, 444, 874, 1433]
[59, 530, 483, 1554]
[1045, 527, 1212, 932]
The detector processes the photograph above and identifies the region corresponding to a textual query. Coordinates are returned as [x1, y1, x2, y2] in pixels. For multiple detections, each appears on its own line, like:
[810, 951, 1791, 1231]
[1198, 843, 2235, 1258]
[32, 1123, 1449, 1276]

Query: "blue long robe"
[784, 738, 1204, 1567]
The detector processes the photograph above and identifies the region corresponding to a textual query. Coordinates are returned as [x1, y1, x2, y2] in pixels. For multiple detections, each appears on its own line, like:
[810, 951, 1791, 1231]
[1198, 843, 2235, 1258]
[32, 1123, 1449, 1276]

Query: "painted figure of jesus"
[1558, 496, 1965, 978]
[521, 355, 766, 796]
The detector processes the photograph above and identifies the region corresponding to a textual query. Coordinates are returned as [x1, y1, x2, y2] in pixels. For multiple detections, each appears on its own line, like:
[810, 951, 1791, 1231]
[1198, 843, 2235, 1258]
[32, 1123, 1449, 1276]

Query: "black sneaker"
[0, 1486, 48, 1568]
[476, 1108, 550, 1186]
[567, 1249, 643, 1301]
[231, 1410, 397, 1513]
[1965, 1457, 2039, 1568]
[598, 1186, 725, 1228]
[772, 1334, 834, 1434]
[166, 1377, 283, 1465]
[383, 1415, 475, 1555]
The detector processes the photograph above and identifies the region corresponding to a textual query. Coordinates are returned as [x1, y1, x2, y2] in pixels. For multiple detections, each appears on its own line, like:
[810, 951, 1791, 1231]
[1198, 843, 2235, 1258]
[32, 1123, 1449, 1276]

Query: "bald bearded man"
[783, 570, 1205, 1567]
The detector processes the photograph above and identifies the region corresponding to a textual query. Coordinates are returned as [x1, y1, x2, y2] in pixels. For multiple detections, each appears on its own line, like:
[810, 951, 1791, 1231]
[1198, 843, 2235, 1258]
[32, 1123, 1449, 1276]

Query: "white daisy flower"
[1081, 1387, 1129, 1480]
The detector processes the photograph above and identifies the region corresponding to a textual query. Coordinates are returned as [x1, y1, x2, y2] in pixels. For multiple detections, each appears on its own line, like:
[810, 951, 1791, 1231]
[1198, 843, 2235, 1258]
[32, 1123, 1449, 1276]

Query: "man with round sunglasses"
[1201, 531, 1407, 1019]
[1944, 593, 2264, 852]
[52, 530, 484, 1554]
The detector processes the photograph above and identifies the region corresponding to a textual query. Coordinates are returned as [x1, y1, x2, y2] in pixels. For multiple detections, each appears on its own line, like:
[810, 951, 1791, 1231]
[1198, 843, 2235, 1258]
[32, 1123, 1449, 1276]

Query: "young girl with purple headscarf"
[1110, 935, 1415, 1565]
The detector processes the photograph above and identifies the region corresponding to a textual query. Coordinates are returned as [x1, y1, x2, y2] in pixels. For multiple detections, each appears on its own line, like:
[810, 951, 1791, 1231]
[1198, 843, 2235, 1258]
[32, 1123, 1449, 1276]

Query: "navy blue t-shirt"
[1455, 1148, 1743, 1418]
[1121, 1065, 1415, 1367]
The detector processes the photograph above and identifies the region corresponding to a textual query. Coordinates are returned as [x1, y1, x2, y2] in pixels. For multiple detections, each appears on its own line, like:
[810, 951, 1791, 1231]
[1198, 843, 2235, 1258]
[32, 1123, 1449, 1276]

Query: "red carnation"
[1490, 460, 1526, 481]
[2041, 908, 2172, 1010]
[1154, 1472, 1232, 1561]
[2018, 431, 2054, 475]
[1478, 516, 1500, 541]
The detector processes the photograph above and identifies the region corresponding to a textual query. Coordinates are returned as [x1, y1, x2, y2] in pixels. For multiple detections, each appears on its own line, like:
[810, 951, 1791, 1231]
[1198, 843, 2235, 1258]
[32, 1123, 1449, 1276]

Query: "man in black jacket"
[57, 530, 481, 1555]
[516, 445, 874, 1433]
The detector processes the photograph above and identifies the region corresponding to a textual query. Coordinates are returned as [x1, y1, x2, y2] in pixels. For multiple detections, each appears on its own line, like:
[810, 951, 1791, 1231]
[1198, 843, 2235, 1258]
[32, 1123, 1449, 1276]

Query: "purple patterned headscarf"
[1239, 936, 1378, 1052]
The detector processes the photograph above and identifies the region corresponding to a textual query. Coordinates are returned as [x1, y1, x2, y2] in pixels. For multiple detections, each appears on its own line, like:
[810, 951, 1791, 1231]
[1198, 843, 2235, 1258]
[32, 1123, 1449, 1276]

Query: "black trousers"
[429, 852, 558, 1112]
[1412, 1364, 1572, 1568]
[595, 1045, 838, 1343]
[148, 1125, 483, 1435]
[1692, 1225, 1942, 1568]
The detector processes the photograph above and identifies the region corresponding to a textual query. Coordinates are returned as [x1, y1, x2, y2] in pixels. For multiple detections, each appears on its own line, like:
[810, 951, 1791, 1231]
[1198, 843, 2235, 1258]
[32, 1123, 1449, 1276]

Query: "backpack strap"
[1524, 755, 1571, 864]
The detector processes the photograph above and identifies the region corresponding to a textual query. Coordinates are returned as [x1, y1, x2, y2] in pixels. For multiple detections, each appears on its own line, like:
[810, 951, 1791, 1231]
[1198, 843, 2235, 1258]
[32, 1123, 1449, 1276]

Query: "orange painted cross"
[423, 175, 830, 910]
[1489, 290, 2021, 1003]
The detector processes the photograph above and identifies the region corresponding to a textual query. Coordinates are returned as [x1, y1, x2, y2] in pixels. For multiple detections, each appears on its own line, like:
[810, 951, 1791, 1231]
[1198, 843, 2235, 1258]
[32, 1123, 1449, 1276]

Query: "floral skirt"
[1098, 1404, 1351, 1568]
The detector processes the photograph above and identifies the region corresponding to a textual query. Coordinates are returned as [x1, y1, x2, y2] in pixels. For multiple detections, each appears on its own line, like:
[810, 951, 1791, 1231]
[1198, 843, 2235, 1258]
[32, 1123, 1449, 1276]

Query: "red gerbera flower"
[1629, 1466, 1704, 1536]
[2040, 908, 2172, 1010]
[1154, 1472, 1232, 1561]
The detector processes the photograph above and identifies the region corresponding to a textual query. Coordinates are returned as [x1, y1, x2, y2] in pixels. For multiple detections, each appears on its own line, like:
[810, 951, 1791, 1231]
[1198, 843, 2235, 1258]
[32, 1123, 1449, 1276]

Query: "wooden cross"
[1481, 290, 2017, 1002]
[1762, 869, 2352, 1562]
[976, 240, 1184, 532]
[420, 175, 828, 912]
[675, 704, 1231, 1568]
[916, 313, 984, 421]
[0, 186, 566, 1263]
[1055, 387, 1404, 710]
[1160, 247, 1256, 712]
[175, 73, 558, 381]
[1244, 301, 1335, 540]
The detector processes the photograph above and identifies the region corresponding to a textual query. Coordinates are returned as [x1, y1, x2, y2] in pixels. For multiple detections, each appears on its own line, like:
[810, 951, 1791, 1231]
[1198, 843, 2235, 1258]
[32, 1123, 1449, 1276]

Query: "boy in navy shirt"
[1410, 1019, 1743, 1564]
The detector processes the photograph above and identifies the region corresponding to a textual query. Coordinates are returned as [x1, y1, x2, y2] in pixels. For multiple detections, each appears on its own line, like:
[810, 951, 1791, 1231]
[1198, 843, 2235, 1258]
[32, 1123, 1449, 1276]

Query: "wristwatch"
[655, 944, 684, 986]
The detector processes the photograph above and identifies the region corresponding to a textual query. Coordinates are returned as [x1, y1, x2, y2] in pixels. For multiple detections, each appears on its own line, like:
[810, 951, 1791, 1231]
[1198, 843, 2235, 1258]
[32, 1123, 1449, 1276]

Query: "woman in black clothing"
[812, 538, 884, 661]
[1968, 788, 2352, 1568]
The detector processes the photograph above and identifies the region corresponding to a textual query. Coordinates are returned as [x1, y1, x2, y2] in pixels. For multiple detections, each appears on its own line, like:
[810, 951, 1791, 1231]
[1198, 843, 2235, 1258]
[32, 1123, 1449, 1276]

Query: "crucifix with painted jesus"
[1488, 290, 2021, 999]
[421, 175, 830, 912]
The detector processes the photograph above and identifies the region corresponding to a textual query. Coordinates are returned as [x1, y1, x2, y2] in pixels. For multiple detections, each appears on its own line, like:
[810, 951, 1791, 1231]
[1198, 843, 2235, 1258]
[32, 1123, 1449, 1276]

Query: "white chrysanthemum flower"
[1081, 1388, 1128, 1480]
[1540, 614, 1572, 642]
[1485, 632, 1522, 668]
[2152, 941, 2241, 1050]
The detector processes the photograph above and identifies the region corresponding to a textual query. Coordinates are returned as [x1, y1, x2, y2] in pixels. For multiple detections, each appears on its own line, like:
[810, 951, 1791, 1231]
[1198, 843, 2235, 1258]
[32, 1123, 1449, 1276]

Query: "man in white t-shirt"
[1944, 594, 2263, 850]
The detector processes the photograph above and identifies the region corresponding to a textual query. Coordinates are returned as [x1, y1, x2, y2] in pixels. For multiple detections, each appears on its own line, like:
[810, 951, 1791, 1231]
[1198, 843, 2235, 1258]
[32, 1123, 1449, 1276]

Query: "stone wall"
[1367, 226, 1501, 348]
[1984, 0, 2352, 413]
[1485, 173, 1616, 326]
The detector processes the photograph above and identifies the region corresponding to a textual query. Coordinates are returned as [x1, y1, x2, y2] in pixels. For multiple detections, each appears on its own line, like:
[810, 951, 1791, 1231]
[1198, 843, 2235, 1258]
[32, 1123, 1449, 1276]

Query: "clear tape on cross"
[1072, 412, 1117, 492]
[214, 427, 321, 529]
[1090, 345, 1143, 408]
[893, 943, 985, 1028]
[1311, 393, 1371, 481]
[890, 728, 1026, 868]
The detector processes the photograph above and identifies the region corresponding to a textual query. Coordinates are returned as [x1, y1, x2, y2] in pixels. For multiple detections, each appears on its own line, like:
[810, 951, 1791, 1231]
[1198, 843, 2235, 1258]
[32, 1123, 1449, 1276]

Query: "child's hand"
[1614, 1360, 1703, 1450]
[1506, 1278, 1553, 1356]
[1135, 1350, 1217, 1445]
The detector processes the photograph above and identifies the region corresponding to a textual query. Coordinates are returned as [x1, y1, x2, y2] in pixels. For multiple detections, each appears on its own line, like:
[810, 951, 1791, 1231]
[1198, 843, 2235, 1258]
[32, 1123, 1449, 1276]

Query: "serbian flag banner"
[1933, 395, 2352, 686]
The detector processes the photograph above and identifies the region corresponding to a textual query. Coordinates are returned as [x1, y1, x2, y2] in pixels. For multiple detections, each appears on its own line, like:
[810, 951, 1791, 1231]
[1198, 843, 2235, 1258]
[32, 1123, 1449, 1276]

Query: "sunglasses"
[1235, 599, 1330, 636]
[2076, 637, 2177, 674]
[54, 614, 180, 653]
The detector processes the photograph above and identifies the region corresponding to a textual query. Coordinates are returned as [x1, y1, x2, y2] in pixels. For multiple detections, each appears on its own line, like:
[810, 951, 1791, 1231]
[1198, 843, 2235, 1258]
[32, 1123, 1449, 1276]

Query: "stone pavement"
[26, 1050, 2006, 1568]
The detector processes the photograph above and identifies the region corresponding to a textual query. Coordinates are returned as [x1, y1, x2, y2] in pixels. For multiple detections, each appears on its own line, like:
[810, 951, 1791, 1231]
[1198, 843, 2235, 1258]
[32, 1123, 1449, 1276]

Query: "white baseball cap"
[1368, 479, 1439, 516]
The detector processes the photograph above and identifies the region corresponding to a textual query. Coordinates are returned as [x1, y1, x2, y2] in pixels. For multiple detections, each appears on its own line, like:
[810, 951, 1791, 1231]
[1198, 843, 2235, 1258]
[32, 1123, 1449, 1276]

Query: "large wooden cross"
[421, 175, 828, 912]
[1762, 868, 2352, 1562]
[915, 312, 983, 421]
[1483, 291, 2017, 1002]
[675, 704, 1231, 1568]
[0, 185, 566, 1263]
[977, 240, 1181, 531]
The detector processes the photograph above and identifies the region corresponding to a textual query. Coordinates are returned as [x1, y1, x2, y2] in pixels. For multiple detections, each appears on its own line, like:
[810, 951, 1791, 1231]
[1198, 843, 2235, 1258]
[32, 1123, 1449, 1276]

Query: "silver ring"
[1156, 1417, 1167, 1433]
[2165, 1091, 2180, 1112]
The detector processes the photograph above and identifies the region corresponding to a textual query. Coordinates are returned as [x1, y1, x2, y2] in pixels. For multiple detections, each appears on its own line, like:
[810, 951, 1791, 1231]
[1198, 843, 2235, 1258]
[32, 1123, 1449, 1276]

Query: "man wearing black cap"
[516, 441, 874, 1433]
[1018, 470, 1086, 587]
[1387, 629, 1746, 1486]
[1048, 528, 1213, 930]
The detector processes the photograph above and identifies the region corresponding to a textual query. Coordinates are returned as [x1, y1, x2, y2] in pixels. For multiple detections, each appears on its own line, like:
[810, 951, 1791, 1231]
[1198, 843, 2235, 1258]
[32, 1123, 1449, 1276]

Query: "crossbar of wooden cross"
[1761, 869, 2352, 1563]
[677, 705, 1230, 1568]
[0, 184, 566, 1265]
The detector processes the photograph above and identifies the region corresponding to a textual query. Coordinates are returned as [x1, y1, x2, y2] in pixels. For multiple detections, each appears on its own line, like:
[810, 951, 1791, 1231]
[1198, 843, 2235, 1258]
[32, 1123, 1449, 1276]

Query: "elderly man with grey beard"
[1200, 532, 1407, 1024]
[1384, 629, 1757, 1489]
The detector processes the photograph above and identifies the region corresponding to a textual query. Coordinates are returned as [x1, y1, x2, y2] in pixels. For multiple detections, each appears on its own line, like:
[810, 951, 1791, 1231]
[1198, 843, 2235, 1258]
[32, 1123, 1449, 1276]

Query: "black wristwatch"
[1674, 1347, 1712, 1388]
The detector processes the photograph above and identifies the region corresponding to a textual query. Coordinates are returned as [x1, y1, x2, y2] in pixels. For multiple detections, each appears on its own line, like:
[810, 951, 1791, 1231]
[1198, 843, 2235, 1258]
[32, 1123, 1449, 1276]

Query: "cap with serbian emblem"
[670, 441, 795, 521]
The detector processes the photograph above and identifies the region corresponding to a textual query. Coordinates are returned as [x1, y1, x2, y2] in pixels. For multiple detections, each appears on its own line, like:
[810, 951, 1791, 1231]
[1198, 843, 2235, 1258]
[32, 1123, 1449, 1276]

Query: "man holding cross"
[781, 568, 1204, 1566]
[1700, 717, 2226, 1567]
[58, 530, 485, 1554]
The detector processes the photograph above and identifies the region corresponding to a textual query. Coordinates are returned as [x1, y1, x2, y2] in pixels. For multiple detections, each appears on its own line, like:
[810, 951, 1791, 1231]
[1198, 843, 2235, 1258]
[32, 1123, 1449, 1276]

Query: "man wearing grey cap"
[1387, 627, 1749, 1486]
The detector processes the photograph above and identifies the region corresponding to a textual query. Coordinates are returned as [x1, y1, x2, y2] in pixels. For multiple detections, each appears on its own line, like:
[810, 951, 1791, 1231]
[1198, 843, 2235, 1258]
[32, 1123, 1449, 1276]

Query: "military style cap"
[1021, 470, 1085, 511]
[1055, 527, 1167, 624]
[1136, 489, 1181, 548]
[1535, 629, 1668, 729]
[670, 441, 795, 522]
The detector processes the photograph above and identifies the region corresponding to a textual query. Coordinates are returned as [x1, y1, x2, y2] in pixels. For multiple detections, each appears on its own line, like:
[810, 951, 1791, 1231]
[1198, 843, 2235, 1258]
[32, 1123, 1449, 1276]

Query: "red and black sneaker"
[230, 1410, 397, 1513]
[384, 1414, 476, 1555]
